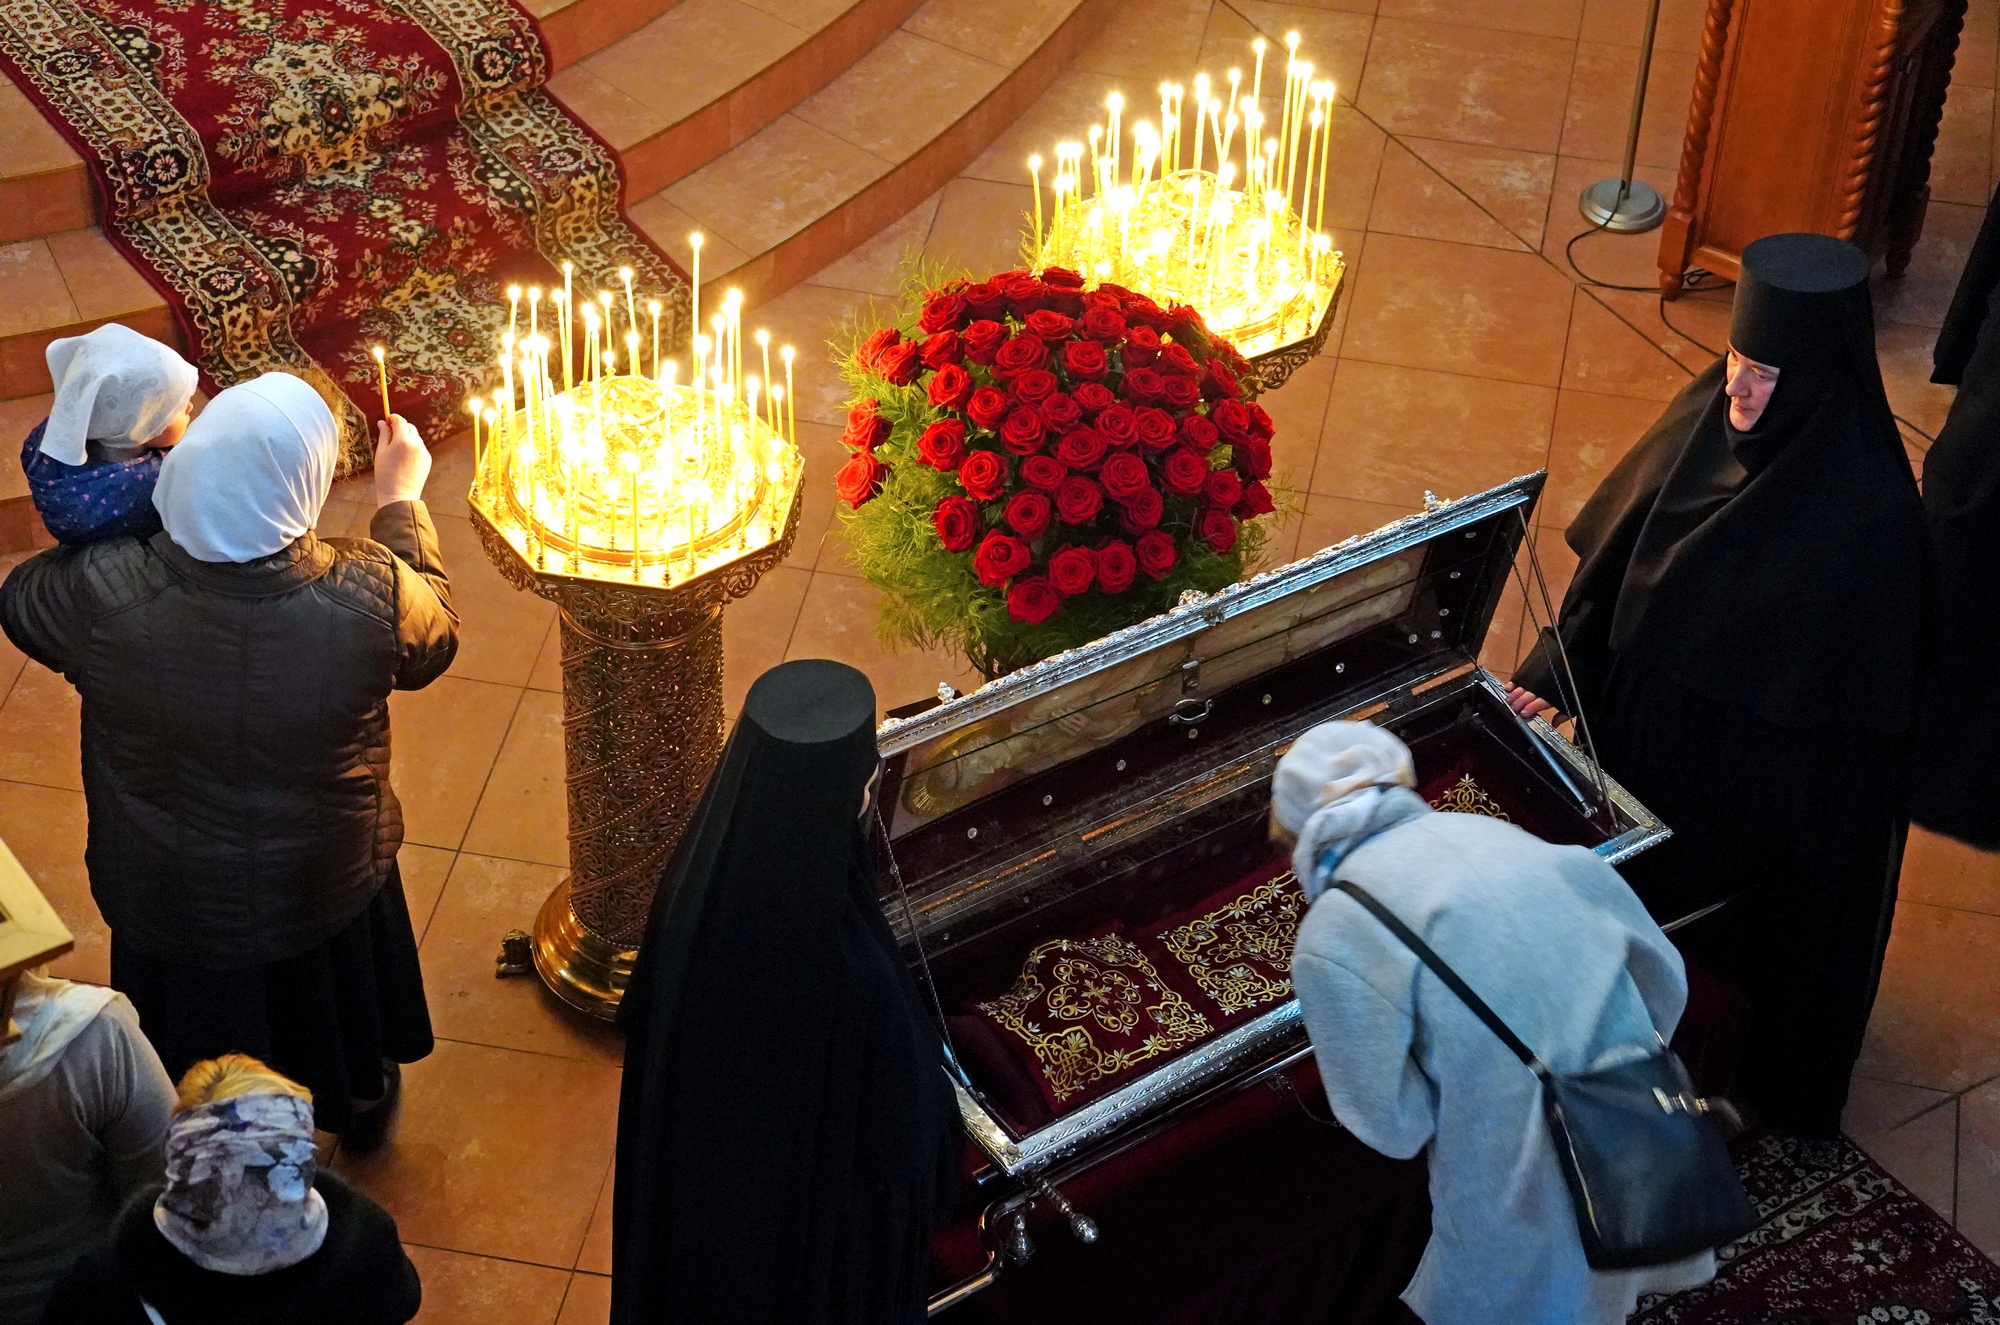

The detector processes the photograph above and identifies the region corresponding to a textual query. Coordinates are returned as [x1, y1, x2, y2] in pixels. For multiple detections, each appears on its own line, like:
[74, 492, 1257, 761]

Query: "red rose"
[934, 496, 978, 551]
[1082, 307, 1127, 342]
[1005, 489, 1052, 538]
[973, 531, 1032, 586]
[916, 419, 966, 470]
[1122, 367, 1165, 405]
[920, 291, 969, 334]
[878, 339, 922, 386]
[1054, 475, 1104, 525]
[999, 406, 1046, 456]
[1165, 304, 1202, 339]
[962, 319, 1006, 365]
[1085, 285, 1129, 311]
[1011, 369, 1059, 407]
[1040, 266, 1085, 290]
[1025, 309, 1075, 340]
[958, 450, 1006, 501]
[1048, 545, 1096, 596]
[1160, 343, 1199, 375]
[1205, 469, 1243, 508]
[1062, 339, 1109, 381]
[1096, 404, 1138, 448]
[992, 334, 1048, 380]
[1246, 402, 1276, 441]
[1234, 436, 1273, 481]
[1041, 393, 1081, 431]
[1210, 399, 1253, 443]
[1001, 274, 1045, 317]
[966, 386, 1009, 431]
[1237, 479, 1276, 517]
[1122, 324, 1160, 366]
[835, 451, 885, 508]
[1054, 427, 1107, 471]
[1200, 507, 1239, 553]
[1099, 452, 1150, 502]
[1135, 529, 1177, 579]
[1007, 576, 1062, 624]
[842, 399, 889, 451]
[1125, 293, 1167, 329]
[1163, 448, 1209, 496]
[1179, 414, 1219, 452]
[928, 363, 973, 410]
[1020, 455, 1067, 491]
[963, 283, 1004, 319]
[1135, 407, 1176, 451]
[1094, 538, 1137, 593]
[1158, 374, 1201, 410]
[1073, 382, 1115, 416]
[855, 327, 898, 373]
[919, 330, 962, 371]
[1116, 485, 1163, 535]
[1202, 358, 1244, 401]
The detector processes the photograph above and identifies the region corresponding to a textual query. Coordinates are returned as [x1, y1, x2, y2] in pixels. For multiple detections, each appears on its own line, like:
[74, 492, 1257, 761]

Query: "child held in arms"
[20, 323, 199, 543]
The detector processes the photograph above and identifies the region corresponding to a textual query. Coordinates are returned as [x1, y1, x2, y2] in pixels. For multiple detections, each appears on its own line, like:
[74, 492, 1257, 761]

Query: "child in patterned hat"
[20, 322, 199, 543]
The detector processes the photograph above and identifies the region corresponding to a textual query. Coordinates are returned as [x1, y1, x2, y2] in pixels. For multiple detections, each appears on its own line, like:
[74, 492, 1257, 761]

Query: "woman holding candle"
[0, 374, 458, 1147]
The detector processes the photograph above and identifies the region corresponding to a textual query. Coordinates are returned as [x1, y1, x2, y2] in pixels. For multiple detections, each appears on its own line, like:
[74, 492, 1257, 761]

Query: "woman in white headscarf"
[34, 1054, 421, 1325]
[0, 971, 175, 1325]
[1272, 721, 1716, 1325]
[0, 375, 457, 1146]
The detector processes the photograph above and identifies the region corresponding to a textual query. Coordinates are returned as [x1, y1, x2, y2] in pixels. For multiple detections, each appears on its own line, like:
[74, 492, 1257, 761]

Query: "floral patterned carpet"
[0, 0, 684, 466]
[1636, 1132, 2000, 1324]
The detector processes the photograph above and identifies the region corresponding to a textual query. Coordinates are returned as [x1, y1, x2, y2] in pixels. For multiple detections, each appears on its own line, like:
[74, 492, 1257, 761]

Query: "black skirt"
[112, 863, 434, 1133]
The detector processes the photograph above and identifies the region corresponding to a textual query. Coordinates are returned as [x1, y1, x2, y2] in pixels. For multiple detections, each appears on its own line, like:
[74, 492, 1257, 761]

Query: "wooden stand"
[1658, 0, 1967, 297]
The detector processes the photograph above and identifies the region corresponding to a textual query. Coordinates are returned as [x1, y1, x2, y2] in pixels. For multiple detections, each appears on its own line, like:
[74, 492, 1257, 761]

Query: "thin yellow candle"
[467, 397, 482, 474]
[596, 290, 615, 361]
[1106, 92, 1122, 186]
[371, 346, 392, 420]
[1315, 83, 1335, 237]
[507, 285, 521, 340]
[626, 332, 640, 382]
[1251, 37, 1268, 115]
[649, 300, 662, 380]
[620, 268, 637, 346]
[755, 330, 773, 431]
[528, 286, 541, 342]
[688, 233, 703, 376]
[482, 409, 497, 484]
[560, 261, 574, 393]
[781, 345, 795, 448]
[1028, 154, 1044, 260]
[621, 453, 641, 578]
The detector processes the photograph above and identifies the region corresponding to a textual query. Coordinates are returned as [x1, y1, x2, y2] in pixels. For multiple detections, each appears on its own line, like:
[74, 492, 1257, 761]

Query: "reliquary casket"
[884, 473, 1670, 1317]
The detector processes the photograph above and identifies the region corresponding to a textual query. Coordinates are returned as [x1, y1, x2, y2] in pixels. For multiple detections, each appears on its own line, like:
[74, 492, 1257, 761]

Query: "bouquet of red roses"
[836, 266, 1277, 679]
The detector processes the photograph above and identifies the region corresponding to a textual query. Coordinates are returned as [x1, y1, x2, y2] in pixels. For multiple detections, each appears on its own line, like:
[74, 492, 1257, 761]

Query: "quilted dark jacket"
[0, 501, 457, 969]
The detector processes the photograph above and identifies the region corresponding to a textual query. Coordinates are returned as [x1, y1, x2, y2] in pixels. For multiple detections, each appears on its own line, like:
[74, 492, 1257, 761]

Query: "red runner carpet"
[1635, 1132, 2000, 1324]
[0, 0, 686, 468]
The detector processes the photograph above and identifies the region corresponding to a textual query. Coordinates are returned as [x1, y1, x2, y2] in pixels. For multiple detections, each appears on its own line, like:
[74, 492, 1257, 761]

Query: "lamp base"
[531, 881, 636, 1021]
[1578, 178, 1666, 233]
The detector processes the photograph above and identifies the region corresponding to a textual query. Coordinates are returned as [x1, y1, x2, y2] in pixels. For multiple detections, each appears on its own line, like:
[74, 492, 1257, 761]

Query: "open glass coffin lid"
[870, 472, 1667, 1180]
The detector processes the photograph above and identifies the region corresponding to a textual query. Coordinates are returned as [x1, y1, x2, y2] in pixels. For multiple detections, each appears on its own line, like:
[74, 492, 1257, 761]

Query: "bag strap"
[1332, 880, 1552, 1081]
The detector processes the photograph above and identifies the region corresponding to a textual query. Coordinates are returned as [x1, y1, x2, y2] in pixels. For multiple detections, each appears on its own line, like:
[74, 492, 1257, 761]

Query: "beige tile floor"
[8, 0, 2000, 1318]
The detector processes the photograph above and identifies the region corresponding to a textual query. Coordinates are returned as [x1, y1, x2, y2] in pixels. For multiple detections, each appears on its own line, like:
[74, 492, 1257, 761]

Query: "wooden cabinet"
[1658, 0, 1968, 297]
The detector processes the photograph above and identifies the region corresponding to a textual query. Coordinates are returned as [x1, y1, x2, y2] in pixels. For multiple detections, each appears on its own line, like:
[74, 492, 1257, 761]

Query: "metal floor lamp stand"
[1579, 0, 1669, 233]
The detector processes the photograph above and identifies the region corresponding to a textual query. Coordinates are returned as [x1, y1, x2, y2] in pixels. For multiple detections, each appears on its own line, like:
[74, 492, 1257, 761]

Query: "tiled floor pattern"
[7, 0, 2000, 1318]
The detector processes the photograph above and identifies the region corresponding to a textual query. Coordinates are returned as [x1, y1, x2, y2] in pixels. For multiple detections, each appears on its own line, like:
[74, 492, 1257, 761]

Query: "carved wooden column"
[1659, 0, 1967, 297]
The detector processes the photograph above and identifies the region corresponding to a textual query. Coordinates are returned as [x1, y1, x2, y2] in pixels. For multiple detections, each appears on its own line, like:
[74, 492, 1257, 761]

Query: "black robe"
[1516, 234, 1933, 1137]
[611, 660, 959, 1325]
[1917, 182, 2000, 844]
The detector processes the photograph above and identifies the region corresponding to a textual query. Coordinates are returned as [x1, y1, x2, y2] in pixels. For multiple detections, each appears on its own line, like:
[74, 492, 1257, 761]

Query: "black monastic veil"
[611, 660, 959, 1324]
[1516, 233, 1934, 1138]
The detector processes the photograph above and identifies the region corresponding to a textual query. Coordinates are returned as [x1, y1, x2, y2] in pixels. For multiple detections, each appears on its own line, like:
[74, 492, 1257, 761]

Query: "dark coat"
[34, 1170, 420, 1325]
[0, 501, 456, 970]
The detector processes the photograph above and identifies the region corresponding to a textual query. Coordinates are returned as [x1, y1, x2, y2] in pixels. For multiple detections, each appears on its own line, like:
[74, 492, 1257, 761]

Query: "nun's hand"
[1504, 682, 1565, 726]
[374, 414, 432, 507]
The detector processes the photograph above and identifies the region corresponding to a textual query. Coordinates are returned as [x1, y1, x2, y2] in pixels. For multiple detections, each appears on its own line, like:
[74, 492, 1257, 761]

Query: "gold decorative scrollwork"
[1156, 873, 1305, 1015]
[976, 935, 1211, 1103]
[1428, 774, 1512, 821]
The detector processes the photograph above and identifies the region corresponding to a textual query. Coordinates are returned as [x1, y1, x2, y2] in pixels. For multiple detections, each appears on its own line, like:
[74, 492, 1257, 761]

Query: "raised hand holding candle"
[371, 346, 392, 420]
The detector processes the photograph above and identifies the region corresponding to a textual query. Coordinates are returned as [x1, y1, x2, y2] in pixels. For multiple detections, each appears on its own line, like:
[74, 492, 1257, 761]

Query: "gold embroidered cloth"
[1156, 871, 1305, 1015]
[974, 934, 1212, 1104]
[1427, 773, 1511, 820]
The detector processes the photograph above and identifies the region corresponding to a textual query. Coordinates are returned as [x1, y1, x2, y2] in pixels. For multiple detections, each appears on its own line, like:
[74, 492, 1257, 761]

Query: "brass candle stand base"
[470, 490, 801, 1020]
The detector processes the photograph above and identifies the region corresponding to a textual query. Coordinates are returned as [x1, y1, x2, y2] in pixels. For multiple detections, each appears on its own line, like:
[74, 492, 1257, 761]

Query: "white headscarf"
[42, 323, 199, 466]
[1271, 721, 1419, 899]
[152, 373, 339, 563]
[0, 971, 115, 1103]
[153, 1092, 329, 1276]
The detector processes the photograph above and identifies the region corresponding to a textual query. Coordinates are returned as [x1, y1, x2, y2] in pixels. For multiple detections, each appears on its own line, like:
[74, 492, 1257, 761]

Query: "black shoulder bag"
[1333, 880, 1756, 1270]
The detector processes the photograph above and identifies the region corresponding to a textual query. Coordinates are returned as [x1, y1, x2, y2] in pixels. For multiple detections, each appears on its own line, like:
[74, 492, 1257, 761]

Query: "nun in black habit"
[1511, 233, 1933, 1139]
[1914, 182, 2000, 846]
[611, 659, 960, 1325]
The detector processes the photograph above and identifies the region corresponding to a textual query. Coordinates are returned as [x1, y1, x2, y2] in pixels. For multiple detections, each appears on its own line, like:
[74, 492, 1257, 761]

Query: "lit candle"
[528, 286, 541, 342]
[507, 285, 521, 340]
[688, 233, 703, 375]
[1251, 37, 1268, 115]
[620, 268, 637, 347]
[781, 345, 795, 448]
[755, 330, 773, 432]
[371, 346, 392, 421]
[1315, 83, 1335, 236]
[467, 397, 482, 473]
[649, 300, 662, 381]
[482, 409, 497, 484]
[1028, 154, 1044, 260]
[561, 261, 574, 393]
[621, 452, 642, 578]
[597, 290, 615, 360]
